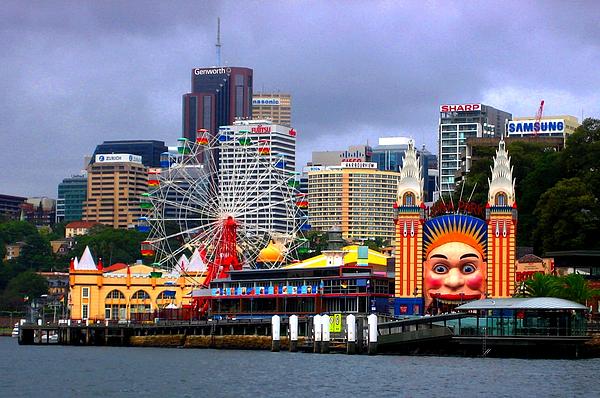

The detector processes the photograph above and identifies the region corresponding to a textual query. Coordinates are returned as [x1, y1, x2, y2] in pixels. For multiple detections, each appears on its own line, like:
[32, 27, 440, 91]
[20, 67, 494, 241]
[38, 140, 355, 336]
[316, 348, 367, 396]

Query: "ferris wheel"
[139, 128, 307, 282]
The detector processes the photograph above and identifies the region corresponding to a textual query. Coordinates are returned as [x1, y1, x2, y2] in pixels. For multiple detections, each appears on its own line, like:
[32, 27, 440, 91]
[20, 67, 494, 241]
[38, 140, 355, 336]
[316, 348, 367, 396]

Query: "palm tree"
[557, 273, 598, 305]
[520, 273, 561, 298]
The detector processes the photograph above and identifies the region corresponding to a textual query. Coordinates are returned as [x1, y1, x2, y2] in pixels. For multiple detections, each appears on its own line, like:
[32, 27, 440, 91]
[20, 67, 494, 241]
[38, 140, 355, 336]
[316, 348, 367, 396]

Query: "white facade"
[219, 121, 297, 234]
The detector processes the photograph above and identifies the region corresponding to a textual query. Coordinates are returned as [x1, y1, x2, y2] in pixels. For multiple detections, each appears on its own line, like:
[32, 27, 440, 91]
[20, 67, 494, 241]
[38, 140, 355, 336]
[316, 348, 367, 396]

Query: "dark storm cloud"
[1, 0, 599, 197]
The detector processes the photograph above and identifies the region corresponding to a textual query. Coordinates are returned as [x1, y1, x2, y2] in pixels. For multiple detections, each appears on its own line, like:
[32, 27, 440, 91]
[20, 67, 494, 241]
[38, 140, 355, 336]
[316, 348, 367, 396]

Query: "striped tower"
[393, 140, 425, 315]
[486, 140, 517, 298]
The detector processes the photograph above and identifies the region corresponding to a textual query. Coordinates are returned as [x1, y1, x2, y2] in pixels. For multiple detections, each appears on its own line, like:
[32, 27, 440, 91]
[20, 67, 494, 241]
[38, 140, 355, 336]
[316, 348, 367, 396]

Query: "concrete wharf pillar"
[313, 315, 322, 353]
[289, 315, 298, 352]
[367, 314, 378, 355]
[321, 315, 330, 354]
[346, 314, 356, 354]
[271, 315, 281, 352]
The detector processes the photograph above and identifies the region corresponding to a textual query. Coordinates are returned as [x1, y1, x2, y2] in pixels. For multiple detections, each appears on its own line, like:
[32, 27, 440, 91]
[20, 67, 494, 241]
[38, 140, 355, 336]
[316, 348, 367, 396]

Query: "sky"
[1, 0, 599, 198]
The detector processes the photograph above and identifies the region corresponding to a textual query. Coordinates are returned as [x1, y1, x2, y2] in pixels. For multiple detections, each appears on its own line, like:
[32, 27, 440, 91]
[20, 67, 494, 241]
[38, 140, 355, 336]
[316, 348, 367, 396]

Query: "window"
[107, 290, 125, 300]
[202, 95, 211, 130]
[132, 290, 150, 300]
[403, 192, 415, 206]
[82, 287, 89, 299]
[82, 304, 89, 320]
[495, 192, 507, 206]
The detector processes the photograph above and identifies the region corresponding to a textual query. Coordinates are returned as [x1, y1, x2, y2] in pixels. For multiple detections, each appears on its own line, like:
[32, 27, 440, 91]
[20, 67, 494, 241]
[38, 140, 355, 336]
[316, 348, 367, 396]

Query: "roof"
[75, 246, 97, 270]
[456, 297, 587, 311]
[66, 221, 100, 229]
[518, 254, 543, 263]
[545, 250, 600, 257]
[284, 245, 389, 269]
[104, 263, 128, 272]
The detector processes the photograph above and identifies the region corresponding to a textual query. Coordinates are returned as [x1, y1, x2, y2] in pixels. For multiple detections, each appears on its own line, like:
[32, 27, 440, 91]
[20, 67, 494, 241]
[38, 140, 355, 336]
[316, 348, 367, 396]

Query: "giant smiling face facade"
[422, 215, 487, 310]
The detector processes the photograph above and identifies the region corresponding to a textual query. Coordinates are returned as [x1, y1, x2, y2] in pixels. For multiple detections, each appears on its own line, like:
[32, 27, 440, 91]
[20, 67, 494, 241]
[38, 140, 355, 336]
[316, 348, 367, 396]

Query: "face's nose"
[444, 268, 465, 289]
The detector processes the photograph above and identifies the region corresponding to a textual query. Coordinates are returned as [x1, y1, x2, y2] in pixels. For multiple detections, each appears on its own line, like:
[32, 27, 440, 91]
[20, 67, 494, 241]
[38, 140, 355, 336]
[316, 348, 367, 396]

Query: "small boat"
[11, 323, 19, 338]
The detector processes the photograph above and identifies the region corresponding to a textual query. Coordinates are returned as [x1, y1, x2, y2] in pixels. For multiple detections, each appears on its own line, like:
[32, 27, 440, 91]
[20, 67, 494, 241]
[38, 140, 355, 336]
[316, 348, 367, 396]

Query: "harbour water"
[1, 337, 599, 397]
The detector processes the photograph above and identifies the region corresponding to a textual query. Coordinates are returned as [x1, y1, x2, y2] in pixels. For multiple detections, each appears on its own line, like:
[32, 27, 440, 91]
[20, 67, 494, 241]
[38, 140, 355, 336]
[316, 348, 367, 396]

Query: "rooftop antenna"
[216, 17, 222, 66]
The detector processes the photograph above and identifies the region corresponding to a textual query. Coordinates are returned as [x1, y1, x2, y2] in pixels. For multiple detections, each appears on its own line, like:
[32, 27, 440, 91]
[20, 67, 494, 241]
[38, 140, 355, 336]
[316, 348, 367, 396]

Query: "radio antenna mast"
[216, 17, 222, 66]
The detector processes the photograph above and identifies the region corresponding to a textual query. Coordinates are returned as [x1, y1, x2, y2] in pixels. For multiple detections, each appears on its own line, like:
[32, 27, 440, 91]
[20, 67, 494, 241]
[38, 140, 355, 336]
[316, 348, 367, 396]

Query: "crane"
[533, 100, 545, 136]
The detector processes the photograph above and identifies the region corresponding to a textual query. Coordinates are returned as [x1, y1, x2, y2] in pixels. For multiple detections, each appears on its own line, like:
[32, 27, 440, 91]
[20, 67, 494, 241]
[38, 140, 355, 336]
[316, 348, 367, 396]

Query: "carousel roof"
[284, 245, 389, 269]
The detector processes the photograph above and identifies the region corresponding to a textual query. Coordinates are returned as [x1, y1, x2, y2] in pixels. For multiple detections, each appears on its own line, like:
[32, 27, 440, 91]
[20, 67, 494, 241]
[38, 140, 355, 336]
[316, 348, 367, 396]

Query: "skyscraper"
[308, 163, 400, 241]
[438, 103, 511, 196]
[252, 93, 292, 127]
[182, 67, 253, 140]
[56, 174, 87, 223]
[83, 154, 147, 229]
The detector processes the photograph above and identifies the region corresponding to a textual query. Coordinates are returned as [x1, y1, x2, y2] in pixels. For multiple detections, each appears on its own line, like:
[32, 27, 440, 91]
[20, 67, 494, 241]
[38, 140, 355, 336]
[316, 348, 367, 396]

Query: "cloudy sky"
[2, 0, 599, 197]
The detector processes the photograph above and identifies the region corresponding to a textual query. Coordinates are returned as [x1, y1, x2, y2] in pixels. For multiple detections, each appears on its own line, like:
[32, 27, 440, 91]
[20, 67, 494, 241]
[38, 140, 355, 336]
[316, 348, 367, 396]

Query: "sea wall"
[129, 334, 308, 350]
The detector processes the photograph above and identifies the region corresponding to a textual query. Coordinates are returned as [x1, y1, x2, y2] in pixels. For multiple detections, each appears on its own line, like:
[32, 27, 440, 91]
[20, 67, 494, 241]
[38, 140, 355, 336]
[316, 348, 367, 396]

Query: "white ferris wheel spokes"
[141, 130, 306, 273]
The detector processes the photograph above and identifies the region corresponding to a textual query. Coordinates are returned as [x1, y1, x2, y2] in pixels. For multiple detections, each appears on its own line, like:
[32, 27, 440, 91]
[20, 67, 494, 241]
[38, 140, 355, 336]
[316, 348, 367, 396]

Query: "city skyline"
[2, 1, 599, 197]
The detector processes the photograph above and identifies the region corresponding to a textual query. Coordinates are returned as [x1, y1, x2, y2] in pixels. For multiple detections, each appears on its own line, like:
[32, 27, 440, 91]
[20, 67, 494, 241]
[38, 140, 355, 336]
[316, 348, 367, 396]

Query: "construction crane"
[533, 100, 545, 136]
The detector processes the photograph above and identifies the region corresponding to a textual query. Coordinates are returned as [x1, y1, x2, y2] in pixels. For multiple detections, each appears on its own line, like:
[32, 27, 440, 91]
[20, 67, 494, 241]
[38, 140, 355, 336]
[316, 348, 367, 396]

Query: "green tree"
[0, 220, 38, 243]
[532, 177, 599, 253]
[73, 227, 147, 265]
[18, 232, 54, 271]
[561, 118, 600, 195]
[298, 230, 328, 260]
[0, 271, 48, 311]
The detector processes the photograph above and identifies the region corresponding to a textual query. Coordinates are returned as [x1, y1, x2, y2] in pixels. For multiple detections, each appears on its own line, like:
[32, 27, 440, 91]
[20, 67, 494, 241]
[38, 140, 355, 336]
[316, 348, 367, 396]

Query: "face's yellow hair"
[423, 215, 487, 259]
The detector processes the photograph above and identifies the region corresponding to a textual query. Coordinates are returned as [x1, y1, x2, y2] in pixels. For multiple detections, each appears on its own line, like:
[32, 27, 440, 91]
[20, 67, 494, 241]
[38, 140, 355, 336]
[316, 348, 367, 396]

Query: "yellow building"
[69, 247, 204, 321]
[308, 163, 400, 241]
[83, 154, 147, 229]
[252, 93, 292, 127]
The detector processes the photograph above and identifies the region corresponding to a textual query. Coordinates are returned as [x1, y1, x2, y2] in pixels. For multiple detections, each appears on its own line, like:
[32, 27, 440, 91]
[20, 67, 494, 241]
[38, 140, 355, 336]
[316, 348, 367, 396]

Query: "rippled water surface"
[2, 337, 600, 397]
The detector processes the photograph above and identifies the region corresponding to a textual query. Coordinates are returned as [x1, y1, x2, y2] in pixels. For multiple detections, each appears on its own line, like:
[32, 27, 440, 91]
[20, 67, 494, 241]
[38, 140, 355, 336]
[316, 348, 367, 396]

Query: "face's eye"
[433, 264, 449, 274]
[462, 263, 476, 274]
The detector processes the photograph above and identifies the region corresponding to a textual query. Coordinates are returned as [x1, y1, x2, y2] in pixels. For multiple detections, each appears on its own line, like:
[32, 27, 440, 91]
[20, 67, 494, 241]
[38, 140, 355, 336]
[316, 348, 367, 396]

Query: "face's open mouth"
[430, 293, 481, 304]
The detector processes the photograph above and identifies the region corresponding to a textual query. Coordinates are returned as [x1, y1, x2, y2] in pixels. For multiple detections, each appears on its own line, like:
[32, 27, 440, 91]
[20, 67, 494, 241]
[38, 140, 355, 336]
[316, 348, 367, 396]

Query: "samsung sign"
[252, 98, 281, 106]
[95, 154, 142, 164]
[507, 119, 565, 135]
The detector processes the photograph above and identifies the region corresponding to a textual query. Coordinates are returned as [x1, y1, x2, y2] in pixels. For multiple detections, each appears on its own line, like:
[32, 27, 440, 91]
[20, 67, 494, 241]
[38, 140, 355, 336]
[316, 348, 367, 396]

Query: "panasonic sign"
[252, 98, 281, 106]
[507, 119, 565, 135]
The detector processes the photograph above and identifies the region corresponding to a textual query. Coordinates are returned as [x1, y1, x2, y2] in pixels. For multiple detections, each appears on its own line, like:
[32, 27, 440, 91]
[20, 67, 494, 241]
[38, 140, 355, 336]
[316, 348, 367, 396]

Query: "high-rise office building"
[56, 174, 88, 223]
[308, 162, 400, 241]
[83, 154, 147, 229]
[182, 66, 253, 140]
[252, 93, 292, 127]
[92, 140, 167, 168]
[371, 137, 411, 172]
[218, 120, 296, 234]
[438, 103, 512, 196]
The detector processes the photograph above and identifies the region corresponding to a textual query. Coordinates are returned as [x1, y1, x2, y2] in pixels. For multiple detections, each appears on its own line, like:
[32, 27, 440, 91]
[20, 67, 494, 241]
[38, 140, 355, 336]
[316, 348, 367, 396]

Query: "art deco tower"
[394, 140, 425, 312]
[486, 140, 517, 298]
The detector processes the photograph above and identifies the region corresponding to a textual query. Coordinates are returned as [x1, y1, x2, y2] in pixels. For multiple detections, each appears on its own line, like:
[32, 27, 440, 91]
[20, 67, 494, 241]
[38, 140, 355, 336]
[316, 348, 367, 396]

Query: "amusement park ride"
[138, 128, 307, 314]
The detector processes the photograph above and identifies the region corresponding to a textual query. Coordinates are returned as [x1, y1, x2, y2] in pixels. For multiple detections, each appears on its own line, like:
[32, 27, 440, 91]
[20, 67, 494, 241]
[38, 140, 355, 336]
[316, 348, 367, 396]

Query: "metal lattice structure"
[139, 130, 306, 281]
